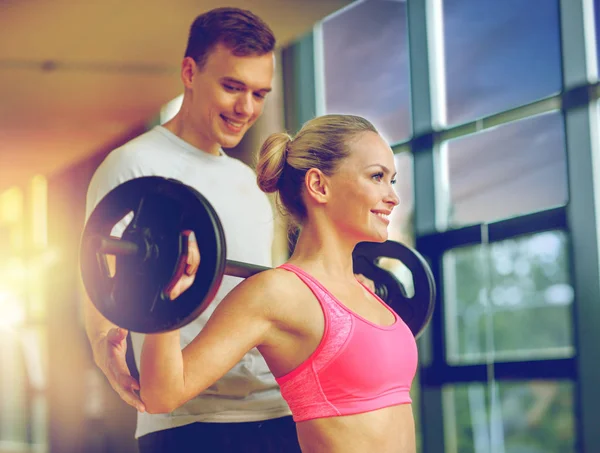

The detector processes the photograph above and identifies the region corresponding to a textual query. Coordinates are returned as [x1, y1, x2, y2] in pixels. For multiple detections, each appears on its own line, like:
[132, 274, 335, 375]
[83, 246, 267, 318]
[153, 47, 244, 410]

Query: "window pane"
[444, 381, 575, 453]
[444, 230, 574, 364]
[445, 112, 568, 227]
[322, 0, 411, 144]
[390, 152, 414, 245]
[595, 0, 600, 74]
[442, 0, 562, 125]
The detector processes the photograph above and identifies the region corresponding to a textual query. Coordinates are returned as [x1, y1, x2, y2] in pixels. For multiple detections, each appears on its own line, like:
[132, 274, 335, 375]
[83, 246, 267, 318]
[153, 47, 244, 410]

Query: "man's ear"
[304, 168, 330, 204]
[181, 57, 197, 89]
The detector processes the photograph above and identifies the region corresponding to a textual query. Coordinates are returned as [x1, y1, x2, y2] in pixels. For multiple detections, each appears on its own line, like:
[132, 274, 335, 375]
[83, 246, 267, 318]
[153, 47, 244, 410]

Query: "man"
[84, 8, 300, 452]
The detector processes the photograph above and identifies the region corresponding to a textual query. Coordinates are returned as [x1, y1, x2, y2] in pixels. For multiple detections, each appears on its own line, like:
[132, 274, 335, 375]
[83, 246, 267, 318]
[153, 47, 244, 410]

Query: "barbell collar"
[92, 235, 140, 257]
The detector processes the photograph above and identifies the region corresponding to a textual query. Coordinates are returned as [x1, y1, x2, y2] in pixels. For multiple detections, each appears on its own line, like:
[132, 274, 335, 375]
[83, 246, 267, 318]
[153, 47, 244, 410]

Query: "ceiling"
[0, 0, 352, 191]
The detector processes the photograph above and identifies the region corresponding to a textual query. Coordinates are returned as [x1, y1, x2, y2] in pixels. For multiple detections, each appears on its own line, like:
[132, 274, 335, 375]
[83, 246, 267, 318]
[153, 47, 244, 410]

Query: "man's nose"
[234, 93, 253, 117]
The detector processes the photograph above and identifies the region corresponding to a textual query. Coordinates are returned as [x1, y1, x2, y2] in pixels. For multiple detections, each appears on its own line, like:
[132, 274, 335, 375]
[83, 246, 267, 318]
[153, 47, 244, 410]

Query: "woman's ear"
[304, 168, 330, 204]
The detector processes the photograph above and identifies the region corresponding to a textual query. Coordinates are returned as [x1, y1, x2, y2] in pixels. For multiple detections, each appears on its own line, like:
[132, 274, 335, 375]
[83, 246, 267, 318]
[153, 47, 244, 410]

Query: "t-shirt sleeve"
[85, 147, 151, 224]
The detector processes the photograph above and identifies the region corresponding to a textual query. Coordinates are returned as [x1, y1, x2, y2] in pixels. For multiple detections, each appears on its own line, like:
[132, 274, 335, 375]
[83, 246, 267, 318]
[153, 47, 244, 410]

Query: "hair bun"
[256, 132, 291, 193]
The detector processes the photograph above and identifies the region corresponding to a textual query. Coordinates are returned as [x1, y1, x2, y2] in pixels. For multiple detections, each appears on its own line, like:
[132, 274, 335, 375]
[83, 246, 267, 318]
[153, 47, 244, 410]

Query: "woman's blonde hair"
[256, 114, 377, 228]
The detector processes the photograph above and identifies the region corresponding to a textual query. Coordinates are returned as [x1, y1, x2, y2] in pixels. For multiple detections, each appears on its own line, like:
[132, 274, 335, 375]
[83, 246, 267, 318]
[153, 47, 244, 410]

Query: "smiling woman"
[139, 114, 419, 453]
[256, 114, 399, 240]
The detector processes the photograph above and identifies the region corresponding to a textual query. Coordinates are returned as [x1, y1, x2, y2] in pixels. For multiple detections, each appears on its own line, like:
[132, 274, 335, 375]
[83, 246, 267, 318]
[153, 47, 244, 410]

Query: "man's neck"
[161, 115, 221, 156]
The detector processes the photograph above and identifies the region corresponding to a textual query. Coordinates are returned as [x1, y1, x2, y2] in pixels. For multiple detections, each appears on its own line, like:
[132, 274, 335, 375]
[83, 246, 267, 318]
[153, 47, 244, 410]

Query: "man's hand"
[163, 231, 201, 300]
[94, 327, 146, 412]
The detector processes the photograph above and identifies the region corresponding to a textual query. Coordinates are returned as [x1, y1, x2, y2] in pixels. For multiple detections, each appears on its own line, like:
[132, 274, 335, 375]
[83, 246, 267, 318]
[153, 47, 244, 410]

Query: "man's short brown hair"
[185, 7, 276, 69]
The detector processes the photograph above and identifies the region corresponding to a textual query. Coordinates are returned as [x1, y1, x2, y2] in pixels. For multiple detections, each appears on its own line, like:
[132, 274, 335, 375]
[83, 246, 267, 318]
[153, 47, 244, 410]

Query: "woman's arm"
[139, 270, 278, 413]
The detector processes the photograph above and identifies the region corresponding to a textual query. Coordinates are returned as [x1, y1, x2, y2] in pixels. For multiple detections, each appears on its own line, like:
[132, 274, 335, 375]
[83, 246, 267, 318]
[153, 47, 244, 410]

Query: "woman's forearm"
[140, 331, 185, 413]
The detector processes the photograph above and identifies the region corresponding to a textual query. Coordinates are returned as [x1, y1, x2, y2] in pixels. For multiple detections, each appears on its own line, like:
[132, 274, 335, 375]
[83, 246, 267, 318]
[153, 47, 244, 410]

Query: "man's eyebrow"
[220, 77, 272, 93]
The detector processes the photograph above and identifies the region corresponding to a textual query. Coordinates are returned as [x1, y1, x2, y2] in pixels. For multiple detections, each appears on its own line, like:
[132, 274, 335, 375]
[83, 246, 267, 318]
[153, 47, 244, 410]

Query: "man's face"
[186, 43, 274, 153]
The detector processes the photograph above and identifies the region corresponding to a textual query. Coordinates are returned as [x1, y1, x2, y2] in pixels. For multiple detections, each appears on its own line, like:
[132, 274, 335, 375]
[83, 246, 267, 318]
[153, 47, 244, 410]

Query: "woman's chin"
[362, 230, 388, 244]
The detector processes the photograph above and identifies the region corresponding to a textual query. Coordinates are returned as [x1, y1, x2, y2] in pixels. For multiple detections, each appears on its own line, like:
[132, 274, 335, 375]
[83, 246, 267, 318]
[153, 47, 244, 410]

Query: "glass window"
[390, 151, 414, 245]
[322, 0, 411, 144]
[442, 0, 562, 125]
[444, 111, 568, 228]
[444, 381, 575, 453]
[595, 0, 600, 74]
[444, 230, 574, 364]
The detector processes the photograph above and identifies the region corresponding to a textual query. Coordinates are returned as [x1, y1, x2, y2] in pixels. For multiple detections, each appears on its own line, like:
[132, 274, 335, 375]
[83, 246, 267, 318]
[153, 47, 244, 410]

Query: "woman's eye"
[372, 172, 384, 182]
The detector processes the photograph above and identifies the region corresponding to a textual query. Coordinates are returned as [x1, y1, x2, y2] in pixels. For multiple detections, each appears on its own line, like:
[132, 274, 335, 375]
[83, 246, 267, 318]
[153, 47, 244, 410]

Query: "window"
[444, 230, 574, 364]
[444, 381, 575, 453]
[390, 151, 414, 245]
[595, 0, 600, 74]
[442, 0, 562, 125]
[287, 0, 596, 450]
[443, 112, 568, 228]
[322, 0, 411, 144]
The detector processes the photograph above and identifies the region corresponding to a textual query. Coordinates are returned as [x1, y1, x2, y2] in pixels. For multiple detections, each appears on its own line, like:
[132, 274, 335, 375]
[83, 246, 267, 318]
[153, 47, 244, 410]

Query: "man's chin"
[218, 130, 247, 149]
[219, 139, 242, 150]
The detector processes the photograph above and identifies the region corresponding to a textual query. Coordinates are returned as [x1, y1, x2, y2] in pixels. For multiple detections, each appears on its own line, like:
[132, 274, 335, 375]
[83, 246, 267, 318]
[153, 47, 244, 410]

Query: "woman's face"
[326, 131, 400, 243]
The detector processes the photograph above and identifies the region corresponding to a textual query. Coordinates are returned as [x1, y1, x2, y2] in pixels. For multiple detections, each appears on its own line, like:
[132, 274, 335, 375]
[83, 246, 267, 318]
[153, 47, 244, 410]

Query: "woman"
[140, 114, 418, 453]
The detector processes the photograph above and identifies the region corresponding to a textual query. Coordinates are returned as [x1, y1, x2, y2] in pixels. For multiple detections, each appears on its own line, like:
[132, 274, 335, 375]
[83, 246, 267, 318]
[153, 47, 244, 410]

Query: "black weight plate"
[80, 176, 226, 333]
[353, 240, 436, 338]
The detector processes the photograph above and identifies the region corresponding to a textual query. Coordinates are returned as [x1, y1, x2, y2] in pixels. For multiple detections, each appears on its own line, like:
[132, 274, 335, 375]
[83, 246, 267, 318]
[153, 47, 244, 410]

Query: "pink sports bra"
[275, 264, 418, 422]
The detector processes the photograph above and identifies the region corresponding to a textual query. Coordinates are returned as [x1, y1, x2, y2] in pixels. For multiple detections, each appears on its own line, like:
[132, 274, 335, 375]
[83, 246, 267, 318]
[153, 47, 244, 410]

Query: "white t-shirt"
[85, 126, 291, 438]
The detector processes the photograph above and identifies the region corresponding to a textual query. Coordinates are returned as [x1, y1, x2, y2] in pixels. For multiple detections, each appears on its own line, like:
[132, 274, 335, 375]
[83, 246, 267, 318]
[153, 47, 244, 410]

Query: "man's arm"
[83, 293, 146, 412]
[82, 152, 148, 411]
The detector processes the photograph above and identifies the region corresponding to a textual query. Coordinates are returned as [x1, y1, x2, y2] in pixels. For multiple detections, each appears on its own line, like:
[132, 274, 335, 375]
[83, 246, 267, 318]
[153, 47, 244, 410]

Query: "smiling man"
[165, 35, 274, 155]
[83, 8, 301, 453]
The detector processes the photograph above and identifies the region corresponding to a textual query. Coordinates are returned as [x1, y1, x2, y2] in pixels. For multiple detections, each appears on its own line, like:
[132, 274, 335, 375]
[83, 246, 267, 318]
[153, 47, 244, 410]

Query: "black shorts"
[137, 416, 301, 453]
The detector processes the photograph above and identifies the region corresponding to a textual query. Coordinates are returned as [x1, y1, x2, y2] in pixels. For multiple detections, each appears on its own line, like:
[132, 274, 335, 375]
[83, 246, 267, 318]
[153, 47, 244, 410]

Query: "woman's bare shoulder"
[238, 267, 302, 298]
[229, 267, 305, 317]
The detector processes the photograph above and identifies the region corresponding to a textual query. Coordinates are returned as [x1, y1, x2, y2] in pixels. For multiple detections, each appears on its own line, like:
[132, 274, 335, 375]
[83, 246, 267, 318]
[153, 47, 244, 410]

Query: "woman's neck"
[288, 221, 358, 281]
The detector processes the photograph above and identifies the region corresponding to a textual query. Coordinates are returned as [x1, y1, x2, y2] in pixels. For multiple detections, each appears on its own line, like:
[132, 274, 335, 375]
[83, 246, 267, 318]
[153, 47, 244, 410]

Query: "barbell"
[80, 176, 435, 337]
